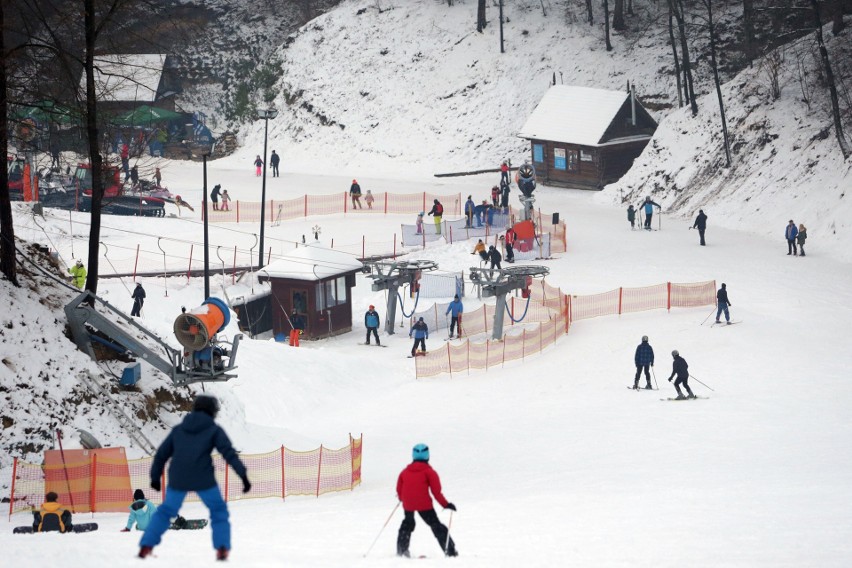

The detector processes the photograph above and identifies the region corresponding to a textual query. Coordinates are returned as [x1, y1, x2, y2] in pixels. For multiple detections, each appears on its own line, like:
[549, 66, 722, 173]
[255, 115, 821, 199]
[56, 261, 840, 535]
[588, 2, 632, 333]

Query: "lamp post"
[190, 140, 215, 300]
[257, 107, 278, 269]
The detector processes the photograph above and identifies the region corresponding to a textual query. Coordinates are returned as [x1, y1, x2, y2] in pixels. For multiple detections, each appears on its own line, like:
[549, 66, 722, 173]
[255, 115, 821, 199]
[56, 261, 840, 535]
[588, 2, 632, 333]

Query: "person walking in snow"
[139, 395, 250, 561]
[254, 155, 263, 176]
[33, 492, 73, 533]
[350, 179, 363, 209]
[210, 184, 221, 211]
[692, 209, 708, 246]
[504, 227, 516, 263]
[270, 150, 280, 177]
[445, 295, 463, 339]
[396, 444, 458, 558]
[220, 190, 231, 211]
[464, 195, 475, 228]
[715, 282, 732, 324]
[500, 160, 510, 186]
[416, 212, 424, 235]
[68, 259, 86, 289]
[667, 350, 695, 399]
[122, 489, 157, 532]
[154, 167, 162, 187]
[409, 317, 429, 357]
[633, 335, 654, 390]
[365, 305, 381, 345]
[627, 204, 636, 229]
[488, 245, 502, 270]
[121, 143, 130, 182]
[796, 224, 807, 257]
[427, 199, 443, 235]
[785, 219, 799, 256]
[365, 189, 375, 210]
[642, 196, 661, 230]
[131, 283, 146, 317]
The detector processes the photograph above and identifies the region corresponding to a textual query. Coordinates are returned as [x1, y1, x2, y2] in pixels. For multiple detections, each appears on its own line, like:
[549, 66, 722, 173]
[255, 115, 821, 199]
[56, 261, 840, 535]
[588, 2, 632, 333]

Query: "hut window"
[566, 149, 578, 171]
[318, 277, 348, 309]
[553, 148, 567, 170]
[336, 276, 348, 304]
[533, 144, 544, 163]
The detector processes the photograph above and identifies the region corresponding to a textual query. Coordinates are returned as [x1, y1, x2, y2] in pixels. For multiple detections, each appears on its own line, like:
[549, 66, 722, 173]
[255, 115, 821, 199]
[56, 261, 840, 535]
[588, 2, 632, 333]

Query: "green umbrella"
[11, 100, 75, 125]
[116, 105, 183, 126]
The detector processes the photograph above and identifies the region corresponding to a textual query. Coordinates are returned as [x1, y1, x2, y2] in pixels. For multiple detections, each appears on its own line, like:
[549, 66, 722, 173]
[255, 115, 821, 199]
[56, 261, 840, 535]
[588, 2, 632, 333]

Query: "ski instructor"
[138, 395, 251, 561]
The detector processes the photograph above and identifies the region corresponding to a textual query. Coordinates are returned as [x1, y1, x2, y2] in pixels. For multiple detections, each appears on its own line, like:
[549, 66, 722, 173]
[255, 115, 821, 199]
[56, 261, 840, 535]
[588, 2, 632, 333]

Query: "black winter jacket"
[634, 342, 654, 366]
[669, 355, 689, 379]
[717, 288, 730, 306]
[693, 212, 707, 230]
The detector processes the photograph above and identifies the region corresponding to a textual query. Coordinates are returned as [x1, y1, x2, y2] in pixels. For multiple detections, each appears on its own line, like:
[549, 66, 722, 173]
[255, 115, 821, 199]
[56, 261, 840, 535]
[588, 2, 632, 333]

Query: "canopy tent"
[10, 100, 76, 125]
[116, 105, 183, 126]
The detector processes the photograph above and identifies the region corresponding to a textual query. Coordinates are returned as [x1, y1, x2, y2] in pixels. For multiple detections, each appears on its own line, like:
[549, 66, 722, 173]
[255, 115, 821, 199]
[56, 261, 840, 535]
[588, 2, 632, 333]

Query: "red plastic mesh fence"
[9, 436, 362, 517]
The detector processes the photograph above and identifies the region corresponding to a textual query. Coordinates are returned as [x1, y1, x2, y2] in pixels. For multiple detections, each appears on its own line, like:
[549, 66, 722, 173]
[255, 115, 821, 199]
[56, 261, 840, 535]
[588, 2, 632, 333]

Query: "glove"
[150, 478, 161, 492]
[445, 503, 457, 511]
[241, 475, 252, 494]
[120, 528, 131, 532]
[668, 377, 673, 382]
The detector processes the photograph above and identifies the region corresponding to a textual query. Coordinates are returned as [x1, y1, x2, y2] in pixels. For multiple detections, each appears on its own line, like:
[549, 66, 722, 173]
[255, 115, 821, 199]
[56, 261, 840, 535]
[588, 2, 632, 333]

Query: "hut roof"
[261, 244, 363, 281]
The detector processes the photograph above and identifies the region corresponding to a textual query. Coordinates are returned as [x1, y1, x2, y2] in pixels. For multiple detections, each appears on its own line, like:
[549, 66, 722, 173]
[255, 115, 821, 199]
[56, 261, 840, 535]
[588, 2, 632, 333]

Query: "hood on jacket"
[179, 411, 216, 434]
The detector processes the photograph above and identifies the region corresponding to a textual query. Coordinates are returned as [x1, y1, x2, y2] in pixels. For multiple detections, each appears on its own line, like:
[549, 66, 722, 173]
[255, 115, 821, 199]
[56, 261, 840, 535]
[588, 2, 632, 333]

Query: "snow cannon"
[516, 163, 536, 198]
[173, 298, 231, 351]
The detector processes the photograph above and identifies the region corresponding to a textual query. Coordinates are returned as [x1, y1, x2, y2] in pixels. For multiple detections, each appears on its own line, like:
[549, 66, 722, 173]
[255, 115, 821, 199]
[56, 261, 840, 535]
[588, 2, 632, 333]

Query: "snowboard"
[407, 351, 428, 359]
[661, 396, 709, 401]
[170, 518, 208, 530]
[359, 342, 388, 348]
[14, 522, 98, 534]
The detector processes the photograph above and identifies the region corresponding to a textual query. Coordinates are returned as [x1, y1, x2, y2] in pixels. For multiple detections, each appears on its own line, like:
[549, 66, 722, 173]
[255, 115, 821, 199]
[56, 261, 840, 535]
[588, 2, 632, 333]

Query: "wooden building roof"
[261, 244, 363, 281]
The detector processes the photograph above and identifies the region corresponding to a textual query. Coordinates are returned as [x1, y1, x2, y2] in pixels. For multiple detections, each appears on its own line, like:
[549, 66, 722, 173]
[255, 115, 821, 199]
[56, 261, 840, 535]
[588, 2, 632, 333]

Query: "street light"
[257, 107, 278, 269]
[188, 139, 215, 300]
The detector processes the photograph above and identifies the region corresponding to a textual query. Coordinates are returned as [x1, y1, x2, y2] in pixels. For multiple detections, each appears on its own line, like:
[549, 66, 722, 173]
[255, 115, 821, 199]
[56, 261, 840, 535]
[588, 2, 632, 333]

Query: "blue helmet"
[412, 443, 430, 462]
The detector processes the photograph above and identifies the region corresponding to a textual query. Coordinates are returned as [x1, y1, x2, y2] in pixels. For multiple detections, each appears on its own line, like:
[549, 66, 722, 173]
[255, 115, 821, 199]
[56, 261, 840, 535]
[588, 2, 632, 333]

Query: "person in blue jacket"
[409, 317, 429, 357]
[633, 335, 654, 390]
[464, 196, 475, 228]
[785, 219, 799, 256]
[642, 196, 661, 230]
[122, 489, 157, 532]
[139, 395, 250, 562]
[445, 295, 464, 339]
[365, 305, 381, 345]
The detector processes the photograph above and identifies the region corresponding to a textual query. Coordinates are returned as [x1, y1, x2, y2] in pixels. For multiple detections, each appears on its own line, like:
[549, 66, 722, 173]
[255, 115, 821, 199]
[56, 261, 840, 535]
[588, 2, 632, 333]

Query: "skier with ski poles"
[633, 335, 654, 390]
[642, 196, 661, 230]
[715, 283, 732, 324]
[667, 350, 695, 400]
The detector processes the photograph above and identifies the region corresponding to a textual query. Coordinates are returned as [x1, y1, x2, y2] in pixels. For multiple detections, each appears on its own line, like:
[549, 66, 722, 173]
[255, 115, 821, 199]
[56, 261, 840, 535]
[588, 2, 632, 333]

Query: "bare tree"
[0, 0, 19, 286]
[603, 0, 613, 51]
[809, 0, 851, 158]
[670, 0, 697, 116]
[477, 0, 486, 32]
[586, 0, 593, 25]
[668, 2, 684, 108]
[742, 0, 756, 66]
[831, 0, 845, 35]
[613, 0, 626, 31]
[702, 0, 731, 166]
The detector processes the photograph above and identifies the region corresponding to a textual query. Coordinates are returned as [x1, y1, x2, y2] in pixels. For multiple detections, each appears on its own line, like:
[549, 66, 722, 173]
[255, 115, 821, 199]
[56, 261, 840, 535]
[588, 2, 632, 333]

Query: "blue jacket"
[464, 199, 475, 215]
[445, 300, 464, 317]
[126, 499, 157, 531]
[643, 200, 660, 215]
[634, 342, 654, 366]
[785, 224, 798, 240]
[365, 310, 380, 328]
[410, 321, 429, 339]
[150, 411, 247, 492]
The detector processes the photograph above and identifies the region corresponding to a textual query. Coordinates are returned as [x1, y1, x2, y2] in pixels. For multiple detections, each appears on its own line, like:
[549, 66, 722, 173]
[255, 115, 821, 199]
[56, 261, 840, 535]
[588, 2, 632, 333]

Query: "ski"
[661, 396, 709, 401]
[712, 321, 742, 327]
[407, 352, 428, 359]
[627, 386, 659, 391]
[14, 522, 98, 534]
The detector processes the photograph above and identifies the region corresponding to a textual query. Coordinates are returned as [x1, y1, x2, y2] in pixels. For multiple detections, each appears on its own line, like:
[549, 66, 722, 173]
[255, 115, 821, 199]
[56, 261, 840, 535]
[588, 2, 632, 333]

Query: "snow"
[262, 243, 364, 281]
[3, 0, 852, 566]
[84, 55, 168, 103]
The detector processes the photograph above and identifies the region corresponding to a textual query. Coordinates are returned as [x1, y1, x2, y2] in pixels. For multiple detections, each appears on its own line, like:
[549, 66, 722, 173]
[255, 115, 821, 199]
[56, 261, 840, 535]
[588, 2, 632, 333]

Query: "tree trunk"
[668, 3, 684, 108]
[613, 0, 626, 31]
[627, 0, 634, 16]
[810, 0, 851, 158]
[831, 0, 845, 35]
[84, 0, 102, 297]
[742, 0, 756, 67]
[672, 0, 697, 115]
[603, 0, 613, 51]
[477, 0, 486, 32]
[0, 0, 19, 286]
[706, 0, 731, 166]
[586, 0, 594, 25]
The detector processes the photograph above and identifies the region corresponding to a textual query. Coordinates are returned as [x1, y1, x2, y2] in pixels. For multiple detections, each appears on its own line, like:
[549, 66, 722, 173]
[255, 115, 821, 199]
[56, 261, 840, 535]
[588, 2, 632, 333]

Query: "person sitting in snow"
[472, 239, 487, 260]
[33, 492, 73, 533]
[122, 489, 157, 532]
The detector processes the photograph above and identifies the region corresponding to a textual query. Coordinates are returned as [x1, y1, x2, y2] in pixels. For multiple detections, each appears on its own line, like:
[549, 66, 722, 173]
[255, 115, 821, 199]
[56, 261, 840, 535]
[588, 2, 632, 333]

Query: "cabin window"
[566, 149, 578, 171]
[580, 150, 594, 162]
[554, 148, 567, 170]
[318, 277, 347, 310]
[335, 276, 348, 304]
[532, 144, 544, 163]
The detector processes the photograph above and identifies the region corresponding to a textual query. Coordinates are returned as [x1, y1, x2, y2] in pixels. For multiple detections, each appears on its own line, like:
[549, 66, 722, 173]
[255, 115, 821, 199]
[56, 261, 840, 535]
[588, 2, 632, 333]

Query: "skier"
[220, 190, 231, 212]
[472, 239, 487, 261]
[409, 317, 429, 357]
[253, 155, 263, 176]
[500, 180, 510, 208]
[32, 492, 73, 533]
[365, 305, 381, 345]
[785, 220, 799, 256]
[488, 245, 502, 270]
[500, 160, 510, 186]
[365, 189, 375, 210]
[692, 209, 708, 245]
[642, 196, 661, 230]
[667, 350, 695, 399]
[415, 212, 424, 235]
[464, 196, 475, 228]
[445, 295, 463, 339]
[68, 259, 86, 289]
[715, 283, 732, 324]
[796, 224, 807, 257]
[131, 283, 146, 317]
[504, 227, 516, 263]
[633, 335, 654, 390]
[210, 184, 221, 211]
[473, 201, 490, 228]
[396, 444, 458, 558]
[122, 489, 157, 532]
[139, 395, 250, 561]
[270, 150, 280, 177]
[427, 199, 443, 235]
[350, 179, 363, 209]
[627, 204, 636, 229]
[491, 185, 500, 207]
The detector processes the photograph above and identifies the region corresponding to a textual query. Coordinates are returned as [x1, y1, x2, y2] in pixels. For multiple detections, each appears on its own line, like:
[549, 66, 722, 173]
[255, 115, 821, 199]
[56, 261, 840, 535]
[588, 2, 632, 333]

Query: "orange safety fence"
[8, 435, 362, 518]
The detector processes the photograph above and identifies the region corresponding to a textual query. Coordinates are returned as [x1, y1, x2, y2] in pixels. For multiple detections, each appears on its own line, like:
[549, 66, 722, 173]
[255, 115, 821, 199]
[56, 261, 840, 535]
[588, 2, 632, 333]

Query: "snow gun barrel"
[173, 297, 230, 351]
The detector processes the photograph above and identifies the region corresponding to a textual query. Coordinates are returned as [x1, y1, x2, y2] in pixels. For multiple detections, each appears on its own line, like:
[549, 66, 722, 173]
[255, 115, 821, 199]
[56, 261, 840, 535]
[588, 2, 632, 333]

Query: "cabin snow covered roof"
[261, 244, 363, 281]
[518, 86, 644, 147]
[82, 54, 167, 103]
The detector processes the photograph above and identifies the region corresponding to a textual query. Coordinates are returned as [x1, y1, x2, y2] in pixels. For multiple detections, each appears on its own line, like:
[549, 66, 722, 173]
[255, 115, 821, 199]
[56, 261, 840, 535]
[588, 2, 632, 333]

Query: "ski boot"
[675, 393, 687, 400]
[644, 383, 653, 390]
[687, 393, 697, 399]
[216, 547, 229, 561]
[632, 383, 639, 390]
[138, 546, 153, 559]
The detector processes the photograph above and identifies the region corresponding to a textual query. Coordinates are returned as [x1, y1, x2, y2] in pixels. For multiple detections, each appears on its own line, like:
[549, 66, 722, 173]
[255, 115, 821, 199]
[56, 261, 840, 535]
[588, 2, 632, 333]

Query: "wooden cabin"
[518, 86, 657, 190]
[260, 244, 363, 340]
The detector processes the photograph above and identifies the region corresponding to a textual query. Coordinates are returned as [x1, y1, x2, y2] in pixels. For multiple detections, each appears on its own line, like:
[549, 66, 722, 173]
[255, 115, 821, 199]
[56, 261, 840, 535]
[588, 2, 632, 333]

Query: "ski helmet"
[412, 443, 430, 462]
[641, 335, 648, 342]
[672, 350, 679, 357]
[193, 394, 220, 418]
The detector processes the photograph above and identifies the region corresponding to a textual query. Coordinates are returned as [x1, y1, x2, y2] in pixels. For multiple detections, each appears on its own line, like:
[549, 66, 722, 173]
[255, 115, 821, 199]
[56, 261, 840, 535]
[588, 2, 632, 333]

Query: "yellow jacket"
[473, 242, 486, 255]
[68, 264, 87, 288]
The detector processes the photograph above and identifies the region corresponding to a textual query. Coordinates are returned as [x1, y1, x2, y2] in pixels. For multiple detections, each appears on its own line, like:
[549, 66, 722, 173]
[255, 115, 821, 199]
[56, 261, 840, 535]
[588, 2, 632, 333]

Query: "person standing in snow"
[488, 245, 502, 270]
[350, 179, 363, 209]
[131, 283, 146, 317]
[445, 295, 463, 339]
[253, 155, 263, 176]
[627, 204, 636, 229]
[715, 283, 732, 324]
[796, 224, 807, 257]
[121, 143, 130, 182]
[396, 444, 458, 558]
[210, 184, 221, 211]
[220, 190, 231, 211]
[464, 195, 475, 228]
[409, 317, 429, 356]
[633, 335, 654, 390]
[642, 196, 661, 230]
[427, 199, 443, 235]
[139, 395, 250, 561]
[491, 185, 500, 207]
[692, 209, 708, 246]
[154, 167, 162, 187]
[130, 165, 139, 187]
[500, 160, 510, 186]
[785, 219, 799, 256]
[365, 305, 381, 345]
[667, 350, 695, 399]
[122, 489, 157, 532]
[365, 189, 375, 210]
[270, 150, 280, 177]
[504, 227, 516, 263]
[32, 492, 73, 533]
[500, 180, 510, 208]
[68, 259, 86, 289]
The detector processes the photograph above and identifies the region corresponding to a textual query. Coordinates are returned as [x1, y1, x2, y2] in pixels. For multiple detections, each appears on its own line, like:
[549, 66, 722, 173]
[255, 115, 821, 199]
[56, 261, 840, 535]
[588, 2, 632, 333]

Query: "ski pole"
[689, 374, 715, 392]
[444, 510, 454, 555]
[700, 306, 716, 325]
[363, 501, 400, 558]
[652, 367, 659, 390]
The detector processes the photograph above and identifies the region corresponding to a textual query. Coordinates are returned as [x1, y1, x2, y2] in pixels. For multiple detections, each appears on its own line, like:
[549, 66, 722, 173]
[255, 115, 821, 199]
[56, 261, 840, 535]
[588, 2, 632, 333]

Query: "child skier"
[122, 489, 157, 532]
[627, 205, 636, 229]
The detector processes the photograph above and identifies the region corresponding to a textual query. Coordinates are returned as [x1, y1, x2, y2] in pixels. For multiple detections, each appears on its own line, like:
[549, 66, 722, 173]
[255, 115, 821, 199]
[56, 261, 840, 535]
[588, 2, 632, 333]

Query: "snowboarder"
[122, 489, 157, 532]
[633, 335, 654, 389]
[270, 150, 280, 177]
[131, 283, 146, 317]
[500, 160, 510, 185]
[396, 443, 458, 558]
[138, 395, 250, 561]
[642, 196, 661, 230]
[415, 212, 424, 235]
[472, 239, 487, 260]
[627, 204, 636, 229]
[785, 220, 799, 256]
[210, 184, 221, 211]
[409, 317, 429, 357]
[365, 189, 375, 210]
[667, 350, 695, 399]
[488, 245, 502, 270]
[464, 196, 475, 228]
[505, 227, 516, 263]
[350, 179, 363, 209]
[427, 199, 443, 235]
[220, 190, 231, 211]
[365, 305, 381, 345]
[254, 155, 263, 176]
[715, 283, 732, 324]
[68, 259, 86, 289]
[692, 209, 708, 245]
[491, 185, 500, 207]
[32, 492, 73, 533]
[797, 224, 807, 257]
[445, 295, 463, 338]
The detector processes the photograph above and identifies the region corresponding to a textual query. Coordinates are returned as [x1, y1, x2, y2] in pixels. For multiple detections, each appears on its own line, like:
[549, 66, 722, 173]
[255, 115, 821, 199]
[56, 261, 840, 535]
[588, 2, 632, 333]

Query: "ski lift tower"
[516, 162, 537, 222]
[469, 265, 549, 340]
[362, 259, 438, 335]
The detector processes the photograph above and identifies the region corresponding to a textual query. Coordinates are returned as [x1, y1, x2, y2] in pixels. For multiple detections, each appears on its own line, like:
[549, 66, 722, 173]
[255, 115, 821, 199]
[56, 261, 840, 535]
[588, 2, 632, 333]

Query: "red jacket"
[396, 461, 449, 511]
[505, 228, 516, 245]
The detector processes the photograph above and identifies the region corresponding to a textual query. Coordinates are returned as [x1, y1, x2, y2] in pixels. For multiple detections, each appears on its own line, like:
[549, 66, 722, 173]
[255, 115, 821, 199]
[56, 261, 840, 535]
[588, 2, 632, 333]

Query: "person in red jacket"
[396, 443, 458, 558]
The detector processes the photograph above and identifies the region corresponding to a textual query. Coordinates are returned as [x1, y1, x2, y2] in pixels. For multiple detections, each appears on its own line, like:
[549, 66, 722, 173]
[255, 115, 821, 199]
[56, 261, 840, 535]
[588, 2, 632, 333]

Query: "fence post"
[280, 446, 286, 501]
[304, 195, 308, 217]
[316, 445, 324, 498]
[522, 329, 526, 361]
[232, 246, 237, 285]
[90, 453, 97, 513]
[447, 344, 452, 379]
[161, 472, 166, 502]
[618, 287, 623, 315]
[267, 247, 272, 266]
[467, 339, 471, 375]
[485, 338, 489, 370]
[384, 192, 388, 214]
[132, 244, 140, 282]
[568, 295, 573, 327]
[344, 191, 348, 214]
[449, 225, 453, 244]
[667, 282, 672, 311]
[362, 236, 365, 259]
[9, 457, 17, 520]
[236, 200, 240, 223]
[511, 297, 515, 325]
[422, 192, 426, 213]
[331, 238, 334, 249]
[187, 244, 194, 282]
[501, 335, 507, 368]
[393, 234, 397, 259]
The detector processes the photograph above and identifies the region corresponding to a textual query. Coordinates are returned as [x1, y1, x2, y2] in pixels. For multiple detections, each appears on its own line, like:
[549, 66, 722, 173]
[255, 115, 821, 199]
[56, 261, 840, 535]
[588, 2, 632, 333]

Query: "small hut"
[260, 244, 363, 340]
[518, 85, 657, 189]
